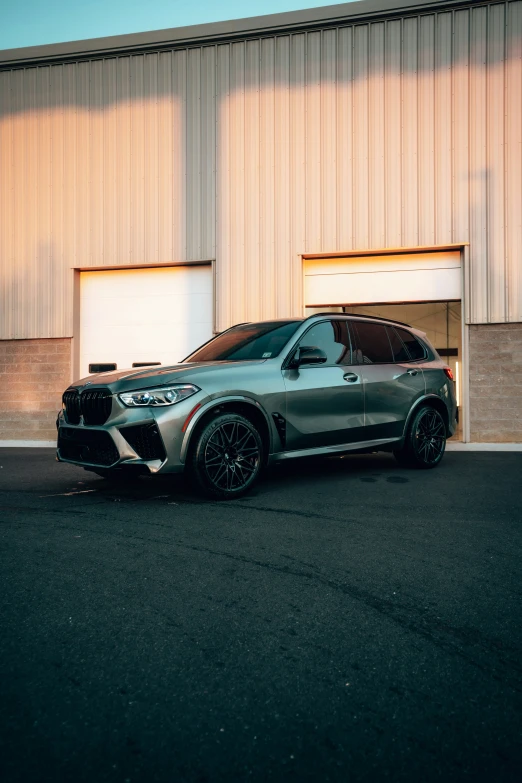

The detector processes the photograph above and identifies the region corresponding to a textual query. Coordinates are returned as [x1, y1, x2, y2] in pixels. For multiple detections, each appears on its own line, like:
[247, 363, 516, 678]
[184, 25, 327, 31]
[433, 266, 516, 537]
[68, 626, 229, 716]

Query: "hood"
[70, 359, 267, 392]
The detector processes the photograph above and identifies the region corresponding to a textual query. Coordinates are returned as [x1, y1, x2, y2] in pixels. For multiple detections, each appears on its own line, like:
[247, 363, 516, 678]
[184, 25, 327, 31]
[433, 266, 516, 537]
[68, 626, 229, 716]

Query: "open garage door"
[303, 250, 464, 439]
[79, 265, 213, 378]
[304, 251, 461, 307]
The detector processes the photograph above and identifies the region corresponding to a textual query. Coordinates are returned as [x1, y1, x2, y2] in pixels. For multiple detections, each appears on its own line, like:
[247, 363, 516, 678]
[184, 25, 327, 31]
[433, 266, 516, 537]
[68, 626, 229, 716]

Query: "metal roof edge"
[0, 0, 474, 68]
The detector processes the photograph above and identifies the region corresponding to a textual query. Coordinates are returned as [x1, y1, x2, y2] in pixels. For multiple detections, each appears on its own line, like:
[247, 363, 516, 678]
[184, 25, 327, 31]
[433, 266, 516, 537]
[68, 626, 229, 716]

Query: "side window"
[352, 321, 393, 364]
[386, 327, 410, 363]
[297, 320, 351, 365]
[394, 327, 427, 361]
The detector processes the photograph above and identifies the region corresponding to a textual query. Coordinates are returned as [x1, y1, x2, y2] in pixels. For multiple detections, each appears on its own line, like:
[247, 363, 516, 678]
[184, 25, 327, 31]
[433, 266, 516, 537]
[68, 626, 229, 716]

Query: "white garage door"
[304, 251, 461, 307]
[80, 265, 213, 377]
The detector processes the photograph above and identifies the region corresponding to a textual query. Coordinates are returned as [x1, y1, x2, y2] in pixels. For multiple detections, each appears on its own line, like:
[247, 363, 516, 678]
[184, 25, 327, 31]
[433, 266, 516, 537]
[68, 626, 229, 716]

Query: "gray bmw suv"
[57, 314, 457, 499]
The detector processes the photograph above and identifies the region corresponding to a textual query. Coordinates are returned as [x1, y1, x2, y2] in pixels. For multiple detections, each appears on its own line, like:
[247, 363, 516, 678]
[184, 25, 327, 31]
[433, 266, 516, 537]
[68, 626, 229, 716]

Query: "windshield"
[185, 321, 302, 362]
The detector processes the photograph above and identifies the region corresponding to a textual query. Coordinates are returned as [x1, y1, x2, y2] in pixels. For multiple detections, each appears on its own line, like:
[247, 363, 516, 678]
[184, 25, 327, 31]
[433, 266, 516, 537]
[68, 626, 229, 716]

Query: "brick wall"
[1, 330, 520, 443]
[0, 338, 71, 441]
[469, 323, 522, 442]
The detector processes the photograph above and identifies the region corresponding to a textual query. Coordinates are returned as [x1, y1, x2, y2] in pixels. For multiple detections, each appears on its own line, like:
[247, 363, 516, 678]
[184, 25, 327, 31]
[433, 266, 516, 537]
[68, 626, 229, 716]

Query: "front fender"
[179, 395, 274, 464]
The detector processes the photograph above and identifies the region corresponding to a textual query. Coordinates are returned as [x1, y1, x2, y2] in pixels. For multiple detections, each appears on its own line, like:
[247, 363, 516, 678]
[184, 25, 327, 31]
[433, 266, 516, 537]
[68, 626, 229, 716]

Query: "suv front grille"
[62, 390, 81, 424]
[62, 388, 113, 426]
[119, 423, 167, 461]
[58, 427, 119, 466]
[81, 389, 113, 425]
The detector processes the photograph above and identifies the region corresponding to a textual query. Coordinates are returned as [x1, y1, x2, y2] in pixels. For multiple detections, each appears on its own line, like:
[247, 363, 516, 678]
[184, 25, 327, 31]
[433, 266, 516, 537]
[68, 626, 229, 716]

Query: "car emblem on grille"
[84, 382, 92, 387]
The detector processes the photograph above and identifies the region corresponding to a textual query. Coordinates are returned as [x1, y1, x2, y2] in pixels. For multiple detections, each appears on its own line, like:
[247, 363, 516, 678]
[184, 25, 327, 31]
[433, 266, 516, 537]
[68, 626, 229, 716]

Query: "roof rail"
[305, 311, 412, 328]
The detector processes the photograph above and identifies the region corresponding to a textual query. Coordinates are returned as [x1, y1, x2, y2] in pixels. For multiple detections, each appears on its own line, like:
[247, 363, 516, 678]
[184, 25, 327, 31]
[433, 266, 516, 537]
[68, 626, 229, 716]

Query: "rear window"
[352, 321, 393, 364]
[394, 328, 427, 361]
[386, 327, 411, 363]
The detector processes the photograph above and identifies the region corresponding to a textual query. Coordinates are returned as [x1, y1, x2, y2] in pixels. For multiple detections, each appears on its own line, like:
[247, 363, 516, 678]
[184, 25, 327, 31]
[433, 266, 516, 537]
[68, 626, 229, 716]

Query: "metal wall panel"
[469, 5, 489, 324]
[275, 35, 292, 317]
[385, 20, 402, 248]
[213, 2, 521, 329]
[1, 2, 521, 338]
[369, 22, 385, 250]
[289, 33, 307, 317]
[402, 17, 419, 248]
[0, 49, 216, 338]
[244, 39, 261, 324]
[506, 1, 522, 322]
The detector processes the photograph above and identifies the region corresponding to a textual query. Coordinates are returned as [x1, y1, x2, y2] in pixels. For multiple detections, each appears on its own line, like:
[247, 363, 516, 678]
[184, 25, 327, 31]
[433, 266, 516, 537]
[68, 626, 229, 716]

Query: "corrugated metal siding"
[0, 1, 521, 338]
[215, 1, 522, 329]
[0, 50, 215, 338]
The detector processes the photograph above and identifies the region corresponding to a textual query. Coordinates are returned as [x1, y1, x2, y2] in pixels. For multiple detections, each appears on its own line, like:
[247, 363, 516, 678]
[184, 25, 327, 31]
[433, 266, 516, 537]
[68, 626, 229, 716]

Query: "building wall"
[469, 323, 522, 443]
[0, 1, 521, 338]
[0, 50, 216, 339]
[0, 339, 71, 441]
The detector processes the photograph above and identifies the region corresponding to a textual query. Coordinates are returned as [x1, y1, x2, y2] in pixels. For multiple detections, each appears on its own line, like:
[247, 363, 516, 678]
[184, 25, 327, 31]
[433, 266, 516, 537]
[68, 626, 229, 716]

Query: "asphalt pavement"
[0, 447, 521, 783]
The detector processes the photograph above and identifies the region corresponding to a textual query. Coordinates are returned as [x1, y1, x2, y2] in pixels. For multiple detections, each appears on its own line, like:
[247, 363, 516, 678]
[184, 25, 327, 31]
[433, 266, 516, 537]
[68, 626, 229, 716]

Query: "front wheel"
[394, 406, 447, 469]
[189, 413, 264, 499]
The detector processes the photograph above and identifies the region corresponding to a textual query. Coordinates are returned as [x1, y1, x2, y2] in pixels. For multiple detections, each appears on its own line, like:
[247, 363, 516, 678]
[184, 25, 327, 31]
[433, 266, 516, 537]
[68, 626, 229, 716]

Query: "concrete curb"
[446, 442, 522, 452]
[1, 440, 522, 452]
[0, 441, 56, 448]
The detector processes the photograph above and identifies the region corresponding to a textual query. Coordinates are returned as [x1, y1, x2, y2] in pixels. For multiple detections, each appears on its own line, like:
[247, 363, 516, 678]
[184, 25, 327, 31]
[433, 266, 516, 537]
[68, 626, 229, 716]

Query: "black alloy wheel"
[190, 413, 264, 499]
[394, 405, 447, 469]
[413, 407, 446, 465]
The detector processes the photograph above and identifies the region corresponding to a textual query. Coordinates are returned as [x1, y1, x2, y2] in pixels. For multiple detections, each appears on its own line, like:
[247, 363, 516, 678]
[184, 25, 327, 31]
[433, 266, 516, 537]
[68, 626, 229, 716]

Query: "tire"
[189, 413, 264, 499]
[393, 405, 447, 469]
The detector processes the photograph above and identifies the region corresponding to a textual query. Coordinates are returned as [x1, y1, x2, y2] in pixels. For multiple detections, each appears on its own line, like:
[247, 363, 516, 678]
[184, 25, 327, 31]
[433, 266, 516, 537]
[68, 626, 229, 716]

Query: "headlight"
[118, 384, 199, 407]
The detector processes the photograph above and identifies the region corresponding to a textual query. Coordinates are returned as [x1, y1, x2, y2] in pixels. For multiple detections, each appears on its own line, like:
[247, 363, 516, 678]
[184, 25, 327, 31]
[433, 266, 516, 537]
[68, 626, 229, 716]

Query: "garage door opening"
[304, 250, 464, 440]
[78, 265, 213, 378]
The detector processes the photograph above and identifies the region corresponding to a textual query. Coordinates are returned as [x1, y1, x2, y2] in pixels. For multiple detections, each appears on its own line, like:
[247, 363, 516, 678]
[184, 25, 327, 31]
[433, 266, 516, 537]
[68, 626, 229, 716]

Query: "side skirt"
[268, 437, 402, 464]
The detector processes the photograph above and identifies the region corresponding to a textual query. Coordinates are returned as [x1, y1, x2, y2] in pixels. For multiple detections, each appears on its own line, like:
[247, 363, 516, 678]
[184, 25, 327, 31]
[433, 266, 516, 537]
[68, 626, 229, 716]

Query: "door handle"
[343, 372, 359, 383]
[407, 369, 418, 376]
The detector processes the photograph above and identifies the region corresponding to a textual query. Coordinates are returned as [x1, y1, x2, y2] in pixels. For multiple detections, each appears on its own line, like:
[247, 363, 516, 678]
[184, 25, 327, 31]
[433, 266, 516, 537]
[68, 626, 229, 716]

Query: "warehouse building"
[0, 0, 521, 444]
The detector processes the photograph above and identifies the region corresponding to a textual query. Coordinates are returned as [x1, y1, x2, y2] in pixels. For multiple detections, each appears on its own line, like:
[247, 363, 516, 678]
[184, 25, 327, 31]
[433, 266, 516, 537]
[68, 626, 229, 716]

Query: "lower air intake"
[119, 423, 167, 462]
[58, 427, 119, 466]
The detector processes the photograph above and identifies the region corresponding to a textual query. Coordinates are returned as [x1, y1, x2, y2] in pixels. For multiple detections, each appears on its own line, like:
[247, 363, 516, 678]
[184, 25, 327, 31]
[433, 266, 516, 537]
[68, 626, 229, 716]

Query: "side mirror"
[295, 346, 327, 367]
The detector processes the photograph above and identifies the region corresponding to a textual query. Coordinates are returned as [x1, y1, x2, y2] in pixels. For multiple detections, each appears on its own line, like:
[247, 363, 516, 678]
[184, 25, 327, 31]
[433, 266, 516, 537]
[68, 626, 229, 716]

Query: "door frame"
[300, 243, 470, 442]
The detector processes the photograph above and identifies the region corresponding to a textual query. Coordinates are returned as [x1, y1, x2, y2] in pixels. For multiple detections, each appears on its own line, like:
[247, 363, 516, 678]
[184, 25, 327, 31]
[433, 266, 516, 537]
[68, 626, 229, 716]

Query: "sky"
[2, 0, 358, 51]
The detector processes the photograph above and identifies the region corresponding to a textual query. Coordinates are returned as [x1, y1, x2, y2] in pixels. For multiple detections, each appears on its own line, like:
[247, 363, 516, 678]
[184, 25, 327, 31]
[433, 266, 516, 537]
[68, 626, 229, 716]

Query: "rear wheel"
[394, 406, 447, 469]
[189, 413, 264, 499]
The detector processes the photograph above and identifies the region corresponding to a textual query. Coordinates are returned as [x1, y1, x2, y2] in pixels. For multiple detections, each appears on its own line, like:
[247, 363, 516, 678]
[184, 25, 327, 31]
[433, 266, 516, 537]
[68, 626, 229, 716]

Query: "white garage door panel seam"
[306, 265, 461, 277]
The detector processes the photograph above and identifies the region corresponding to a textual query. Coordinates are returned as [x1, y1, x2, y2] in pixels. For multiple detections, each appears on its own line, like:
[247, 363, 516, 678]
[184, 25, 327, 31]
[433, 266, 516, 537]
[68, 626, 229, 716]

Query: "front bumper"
[57, 422, 171, 474]
[56, 392, 207, 474]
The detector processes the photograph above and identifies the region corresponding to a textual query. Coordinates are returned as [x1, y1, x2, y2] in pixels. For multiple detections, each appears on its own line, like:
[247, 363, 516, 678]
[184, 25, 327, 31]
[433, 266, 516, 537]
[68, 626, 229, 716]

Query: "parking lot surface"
[0, 448, 521, 782]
